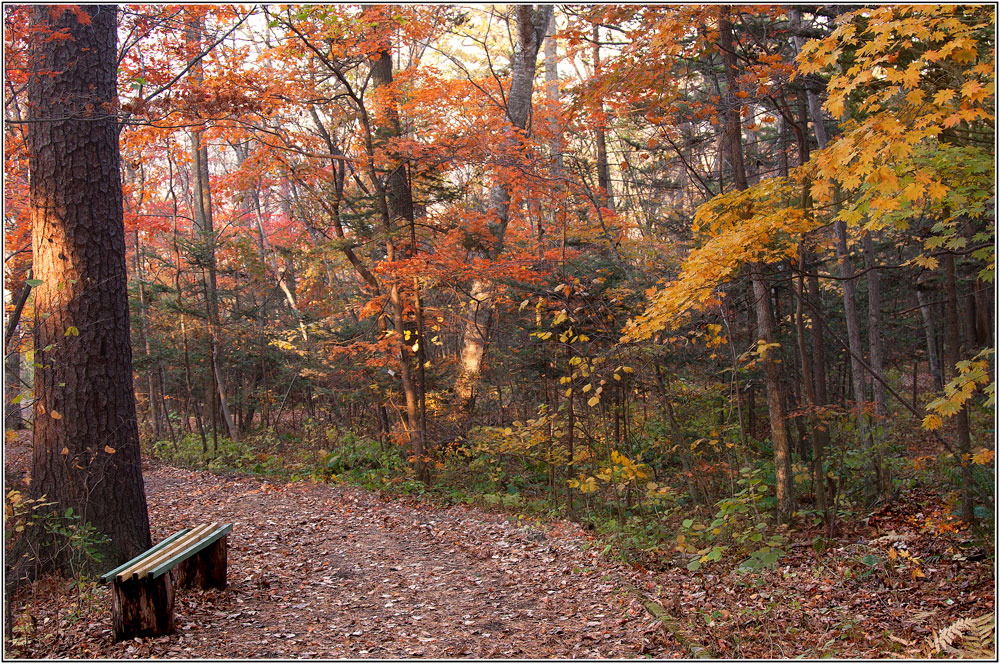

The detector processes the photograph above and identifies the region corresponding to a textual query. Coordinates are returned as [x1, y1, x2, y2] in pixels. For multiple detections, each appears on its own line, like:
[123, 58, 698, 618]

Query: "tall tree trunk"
[592, 24, 614, 211]
[796, 248, 829, 521]
[916, 285, 945, 391]
[454, 5, 552, 409]
[942, 253, 975, 523]
[185, 11, 238, 443]
[834, 213, 880, 499]
[543, 23, 561, 263]
[718, 7, 794, 522]
[367, 25, 427, 482]
[26, 4, 151, 569]
[169, 154, 207, 452]
[973, 277, 993, 347]
[133, 230, 162, 440]
[795, 21, 881, 498]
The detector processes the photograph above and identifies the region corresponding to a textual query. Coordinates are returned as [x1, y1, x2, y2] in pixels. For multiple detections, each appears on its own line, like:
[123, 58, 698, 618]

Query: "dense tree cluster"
[4, 5, 994, 567]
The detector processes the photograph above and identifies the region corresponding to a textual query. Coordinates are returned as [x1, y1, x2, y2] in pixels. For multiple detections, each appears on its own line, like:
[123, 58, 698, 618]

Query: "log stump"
[111, 573, 174, 642]
[175, 535, 228, 590]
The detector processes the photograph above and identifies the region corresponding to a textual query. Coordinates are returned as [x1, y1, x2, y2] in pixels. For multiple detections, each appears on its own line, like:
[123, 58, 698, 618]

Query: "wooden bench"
[99, 522, 232, 641]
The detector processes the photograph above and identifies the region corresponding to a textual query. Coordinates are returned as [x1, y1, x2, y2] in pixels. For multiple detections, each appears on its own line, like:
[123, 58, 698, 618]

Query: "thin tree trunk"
[367, 29, 427, 481]
[593, 24, 613, 211]
[862, 232, 888, 417]
[186, 11, 238, 443]
[834, 216, 880, 499]
[916, 284, 945, 390]
[133, 230, 162, 440]
[169, 153, 207, 452]
[719, 7, 793, 522]
[796, 248, 829, 521]
[943, 252, 975, 523]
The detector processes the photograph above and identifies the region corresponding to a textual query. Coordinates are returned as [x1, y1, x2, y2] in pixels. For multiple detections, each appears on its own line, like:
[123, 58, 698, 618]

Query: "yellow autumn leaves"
[623, 176, 812, 342]
[800, 5, 995, 233]
[568, 450, 653, 494]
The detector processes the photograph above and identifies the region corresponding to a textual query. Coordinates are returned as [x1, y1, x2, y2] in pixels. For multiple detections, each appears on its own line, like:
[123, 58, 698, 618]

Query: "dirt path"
[8, 462, 678, 658]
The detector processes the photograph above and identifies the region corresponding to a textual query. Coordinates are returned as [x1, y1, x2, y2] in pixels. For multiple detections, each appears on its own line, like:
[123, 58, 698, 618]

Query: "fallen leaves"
[4, 443, 993, 660]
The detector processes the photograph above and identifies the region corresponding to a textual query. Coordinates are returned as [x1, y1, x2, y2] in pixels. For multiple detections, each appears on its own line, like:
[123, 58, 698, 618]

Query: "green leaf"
[25, 279, 43, 288]
[687, 558, 701, 571]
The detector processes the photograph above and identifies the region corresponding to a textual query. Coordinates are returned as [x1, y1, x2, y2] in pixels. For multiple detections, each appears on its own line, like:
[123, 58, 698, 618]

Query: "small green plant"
[314, 434, 407, 488]
[675, 465, 786, 572]
[5, 490, 110, 580]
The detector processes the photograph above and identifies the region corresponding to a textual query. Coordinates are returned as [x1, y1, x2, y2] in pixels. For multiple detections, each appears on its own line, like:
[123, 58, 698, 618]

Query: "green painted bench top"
[100, 522, 232, 584]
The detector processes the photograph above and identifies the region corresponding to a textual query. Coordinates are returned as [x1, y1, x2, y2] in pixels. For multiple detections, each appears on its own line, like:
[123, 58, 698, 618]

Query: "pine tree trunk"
[27, 4, 151, 568]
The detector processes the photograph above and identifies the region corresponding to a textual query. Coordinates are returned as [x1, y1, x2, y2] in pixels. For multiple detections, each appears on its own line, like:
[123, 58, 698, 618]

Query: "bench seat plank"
[99, 528, 191, 584]
[116, 523, 216, 582]
[146, 523, 232, 580]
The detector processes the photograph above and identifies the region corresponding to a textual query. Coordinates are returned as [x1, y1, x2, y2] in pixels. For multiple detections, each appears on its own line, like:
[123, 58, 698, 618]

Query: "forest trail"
[8, 460, 677, 658]
[7, 447, 994, 659]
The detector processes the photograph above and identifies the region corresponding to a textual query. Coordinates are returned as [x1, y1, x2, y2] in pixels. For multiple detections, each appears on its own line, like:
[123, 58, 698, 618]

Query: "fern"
[925, 613, 995, 658]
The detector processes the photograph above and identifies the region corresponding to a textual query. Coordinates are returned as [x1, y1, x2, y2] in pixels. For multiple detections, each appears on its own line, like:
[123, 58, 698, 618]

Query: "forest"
[3, 4, 996, 658]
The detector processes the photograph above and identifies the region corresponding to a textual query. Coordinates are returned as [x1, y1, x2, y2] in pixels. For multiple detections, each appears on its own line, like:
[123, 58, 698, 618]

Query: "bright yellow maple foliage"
[623, 177, 815, 341]
[798, 5, 994, 245]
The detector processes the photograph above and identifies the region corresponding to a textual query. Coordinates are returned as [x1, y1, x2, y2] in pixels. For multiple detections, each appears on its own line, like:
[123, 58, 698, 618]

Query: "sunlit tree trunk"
[454, 5, 552, 410]
[27, 4, 151, 569]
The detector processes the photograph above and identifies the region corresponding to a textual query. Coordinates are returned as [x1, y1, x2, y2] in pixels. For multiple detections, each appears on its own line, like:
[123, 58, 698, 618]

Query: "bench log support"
[176, 535, 227, 590]
[111, 573, 174, 641]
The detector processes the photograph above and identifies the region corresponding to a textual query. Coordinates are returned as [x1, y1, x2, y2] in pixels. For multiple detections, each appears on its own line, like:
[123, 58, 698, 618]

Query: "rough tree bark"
[27, 4, 151, 568]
